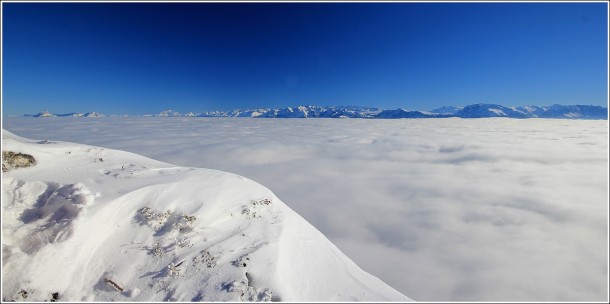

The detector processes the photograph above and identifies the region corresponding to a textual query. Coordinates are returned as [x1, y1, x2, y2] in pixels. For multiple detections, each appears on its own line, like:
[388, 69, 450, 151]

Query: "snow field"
[1, 130, 410, 302]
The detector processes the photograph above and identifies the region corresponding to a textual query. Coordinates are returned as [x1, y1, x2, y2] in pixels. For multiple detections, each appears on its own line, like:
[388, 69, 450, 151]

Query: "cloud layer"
[4, 117, 608, 301]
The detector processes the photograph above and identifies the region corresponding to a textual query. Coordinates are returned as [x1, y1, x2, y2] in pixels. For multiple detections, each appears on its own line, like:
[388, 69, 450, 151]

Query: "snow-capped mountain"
[23, 104, 608, 119]
[515, 105, 548, 117]
[157, 109, 182, 117]
[55, 113, 84, 117]
[376, 108, 451, 119]
[429, 105, 463, 115]
[456, 104, 530, 118]
[83, 112, 104, 117]
[453, 104, 608, 119]
[525, 104, 608, 119]
[259, 106, 309, 118]
[227, 109, 271, 118]
[25, 111, 56, 117]
[25, 111, 105, 118]
[197, 104, 607, 119]
[1, 130, 411, 302]
[199, 106, 381, 118]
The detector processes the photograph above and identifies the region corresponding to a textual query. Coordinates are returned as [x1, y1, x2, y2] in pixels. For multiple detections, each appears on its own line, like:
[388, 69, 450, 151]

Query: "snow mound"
[1, 129, 411, 302]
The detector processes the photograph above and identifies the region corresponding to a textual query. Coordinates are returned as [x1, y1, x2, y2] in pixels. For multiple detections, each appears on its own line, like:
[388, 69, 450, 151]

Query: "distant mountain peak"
[33, 111, 55, 117]
[158, 109, 181, 117]
[23, 104, 608, 119]
[429, 105, 463, 114]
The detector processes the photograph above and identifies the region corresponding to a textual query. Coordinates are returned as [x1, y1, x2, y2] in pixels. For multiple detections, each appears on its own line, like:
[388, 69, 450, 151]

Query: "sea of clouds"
[3, 117, 608, 301]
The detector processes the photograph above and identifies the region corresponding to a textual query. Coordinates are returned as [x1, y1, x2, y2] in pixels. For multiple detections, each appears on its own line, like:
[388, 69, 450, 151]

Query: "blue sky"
[2, 2, 608, 115]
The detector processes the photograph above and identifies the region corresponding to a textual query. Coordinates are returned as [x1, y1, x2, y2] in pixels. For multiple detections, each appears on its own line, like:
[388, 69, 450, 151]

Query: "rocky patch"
[2, 151, 36, 172]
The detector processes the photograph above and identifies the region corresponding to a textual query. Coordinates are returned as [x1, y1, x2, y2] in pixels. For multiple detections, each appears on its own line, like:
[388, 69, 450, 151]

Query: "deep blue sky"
[2, 2, 608, 115]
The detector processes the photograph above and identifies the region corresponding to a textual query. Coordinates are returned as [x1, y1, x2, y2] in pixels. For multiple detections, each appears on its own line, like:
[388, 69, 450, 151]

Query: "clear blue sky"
[2, 2, 608, 115]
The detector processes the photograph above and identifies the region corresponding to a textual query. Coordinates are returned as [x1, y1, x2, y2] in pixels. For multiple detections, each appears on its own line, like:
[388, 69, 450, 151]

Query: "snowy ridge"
[1, 130, 411, 302]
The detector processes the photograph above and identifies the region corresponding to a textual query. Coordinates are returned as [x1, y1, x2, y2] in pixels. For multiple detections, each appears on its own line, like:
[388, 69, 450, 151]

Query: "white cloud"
[4, 117, 608, 301]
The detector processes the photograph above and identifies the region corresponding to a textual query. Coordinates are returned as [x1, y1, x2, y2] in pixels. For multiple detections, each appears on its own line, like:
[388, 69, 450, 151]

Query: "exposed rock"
[2, 151, 37, 172]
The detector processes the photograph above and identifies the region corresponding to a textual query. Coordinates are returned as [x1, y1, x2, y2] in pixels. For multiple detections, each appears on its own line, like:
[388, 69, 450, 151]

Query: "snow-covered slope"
[456, 104, 529, 118]
[1, 130, 411, 302]
[533, 104, 607, 119]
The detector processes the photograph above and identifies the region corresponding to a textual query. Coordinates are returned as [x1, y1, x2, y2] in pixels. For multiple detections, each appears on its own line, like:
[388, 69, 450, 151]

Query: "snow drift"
[1, 130, 411, 302]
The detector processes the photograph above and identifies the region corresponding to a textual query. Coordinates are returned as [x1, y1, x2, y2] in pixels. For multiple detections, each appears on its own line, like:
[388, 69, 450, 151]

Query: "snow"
[488, 108, 506, 116]
[34, 111, 55, 118]
[3, 117, 608, 301]
[158, 110, 181, 117]
[1, 129, 411, 302]
[83, 112, 104, 117]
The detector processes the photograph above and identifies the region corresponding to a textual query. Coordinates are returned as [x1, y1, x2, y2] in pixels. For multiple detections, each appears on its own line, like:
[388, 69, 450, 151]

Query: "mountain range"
[25, 111, 104, 118]
[24, 104, 608, 119]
